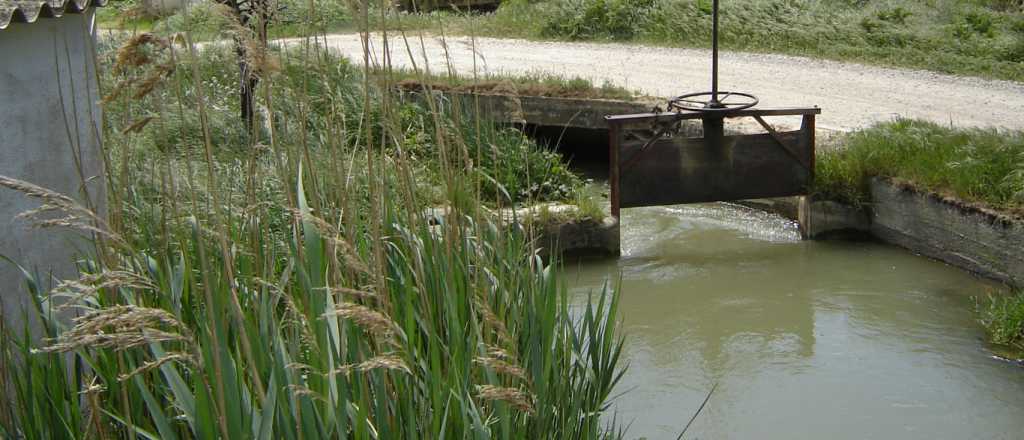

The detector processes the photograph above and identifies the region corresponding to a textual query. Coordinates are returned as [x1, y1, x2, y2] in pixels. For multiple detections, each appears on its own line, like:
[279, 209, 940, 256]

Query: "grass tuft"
[813, 119, 1024, 214]
[980, 290, 1024, 350]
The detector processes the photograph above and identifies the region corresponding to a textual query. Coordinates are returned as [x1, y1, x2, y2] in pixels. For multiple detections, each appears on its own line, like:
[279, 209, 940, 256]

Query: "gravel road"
[293, 33, 1024, 132]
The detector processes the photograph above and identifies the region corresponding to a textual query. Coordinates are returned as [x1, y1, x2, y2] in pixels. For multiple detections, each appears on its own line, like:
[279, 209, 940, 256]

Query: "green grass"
[382, 0, 1024, 82]
[812, 119, 1024, 215]
[980, 290, 1024, 350]
[392, 69, 641, 100]
[0, 9, 628, 439]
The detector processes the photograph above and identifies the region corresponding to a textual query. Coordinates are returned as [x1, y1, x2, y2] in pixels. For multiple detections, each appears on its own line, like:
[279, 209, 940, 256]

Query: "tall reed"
[0, 2, 626, 438]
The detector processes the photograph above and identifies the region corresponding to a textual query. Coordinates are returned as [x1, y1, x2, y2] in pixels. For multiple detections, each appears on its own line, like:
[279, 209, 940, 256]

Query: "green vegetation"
[99, 0, 356, 38]
[104, 0, 1024, 81]
[96, 0, 156, 31]
[813, 119, 1024, 215]
[980, 290, 1024, 350]
[0, 10, 627, 439]
[387, 0, 1024, 81]
[393, 70, 640, 100]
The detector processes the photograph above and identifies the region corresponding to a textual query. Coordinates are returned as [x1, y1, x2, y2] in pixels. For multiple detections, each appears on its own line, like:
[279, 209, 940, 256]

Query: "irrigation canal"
[565, 202, 1024, 439]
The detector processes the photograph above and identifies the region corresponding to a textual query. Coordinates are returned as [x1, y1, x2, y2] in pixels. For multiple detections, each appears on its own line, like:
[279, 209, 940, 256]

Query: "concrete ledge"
[738, 197, 872, 239]
[744, 179, 1024, 286]
[511, 203, 620, 259]
[870, 178, 1024, 286]
[532, 215, 620, 259]
[425, 203, 620, 259]
[400, 90, 655, 130]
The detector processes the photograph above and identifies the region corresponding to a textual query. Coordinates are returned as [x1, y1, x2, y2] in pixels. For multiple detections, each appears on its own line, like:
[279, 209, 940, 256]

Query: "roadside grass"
[812, 119, 1024, 215]
[980, 290, 1024, 350]
[0, 8, 628, 439]
[378, 0, 1024, 82]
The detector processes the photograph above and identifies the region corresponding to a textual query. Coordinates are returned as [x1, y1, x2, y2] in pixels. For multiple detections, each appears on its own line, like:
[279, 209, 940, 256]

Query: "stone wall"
[0, 11, 105, 330]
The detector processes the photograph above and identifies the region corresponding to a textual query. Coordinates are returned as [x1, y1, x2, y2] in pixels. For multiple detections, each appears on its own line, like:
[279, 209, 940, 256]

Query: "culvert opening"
[518, 124, 609, 180]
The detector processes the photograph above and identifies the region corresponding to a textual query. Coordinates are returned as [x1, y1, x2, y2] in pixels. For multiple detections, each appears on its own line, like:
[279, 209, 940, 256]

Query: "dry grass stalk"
[321, 303, 398, 339]
[82, 377, 110, 439]
[132, 62, 176, 100]
[51, 270, 158, 311]
[118, 352, 195, 382]
[292, 209, 371, 275]
[0, 176, 126, 248]
[474, 298, 511, 345]
[105, 33, 176, 104]
[113, 33, 169, 73]
[475, 385, 535, 414]
[286, 384, 324, 401]
[253, 277, 315, 344]
[474, 355, 527, 382]
[120, 116, 158, 134]
[330, 355, 411, 376]
[216, 3, 280, 78]
[324, 286, 377, 300]
[37, 305, 191, 353]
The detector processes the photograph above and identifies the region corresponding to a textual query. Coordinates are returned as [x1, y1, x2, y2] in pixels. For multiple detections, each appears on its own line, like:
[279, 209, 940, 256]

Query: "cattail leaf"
[133, 375, 180, 440]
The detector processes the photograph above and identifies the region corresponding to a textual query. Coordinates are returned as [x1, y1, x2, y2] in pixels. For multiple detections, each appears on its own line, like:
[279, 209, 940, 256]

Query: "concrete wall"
[748, 181, 1024, 287]
[0, 10, 105, 330]
[870, 178, 1024, 287]
[404, 91, 655, 130]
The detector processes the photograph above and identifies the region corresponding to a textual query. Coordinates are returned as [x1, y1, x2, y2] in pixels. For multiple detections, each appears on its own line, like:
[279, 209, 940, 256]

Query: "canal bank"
[398, 90, 1024, 288]
[566, 202, 1024, 439]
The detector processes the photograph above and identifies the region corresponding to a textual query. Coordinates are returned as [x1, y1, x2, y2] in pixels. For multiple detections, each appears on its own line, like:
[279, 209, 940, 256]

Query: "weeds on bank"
[813, 119, 1024, 215]
[393, 69, 639, 101]
[980, 290, 1024, 350]
[0, 2, 627, 438]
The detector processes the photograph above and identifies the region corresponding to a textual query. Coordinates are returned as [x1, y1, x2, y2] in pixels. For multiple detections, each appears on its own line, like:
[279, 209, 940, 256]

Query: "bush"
[876, 6, 912, 24]
[952, 9, 998, 39]
[541, 0, 656, 40]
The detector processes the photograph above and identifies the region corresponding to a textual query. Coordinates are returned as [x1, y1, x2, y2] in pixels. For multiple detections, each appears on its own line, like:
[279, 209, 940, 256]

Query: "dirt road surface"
[290, 33, 1024, 132]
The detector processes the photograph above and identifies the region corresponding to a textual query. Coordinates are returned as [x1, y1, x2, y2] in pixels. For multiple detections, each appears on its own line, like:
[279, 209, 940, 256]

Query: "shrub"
[952, 9, 998, 39]
[876, 6, 912, 24]
[541, 0, 656, 40]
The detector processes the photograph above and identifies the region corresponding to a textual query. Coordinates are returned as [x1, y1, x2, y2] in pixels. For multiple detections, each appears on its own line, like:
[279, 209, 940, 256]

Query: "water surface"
[566, 203, 1024, 440]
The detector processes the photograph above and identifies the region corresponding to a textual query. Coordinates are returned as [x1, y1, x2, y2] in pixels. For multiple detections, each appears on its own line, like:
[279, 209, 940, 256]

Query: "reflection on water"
[565, 203, 1024, 440]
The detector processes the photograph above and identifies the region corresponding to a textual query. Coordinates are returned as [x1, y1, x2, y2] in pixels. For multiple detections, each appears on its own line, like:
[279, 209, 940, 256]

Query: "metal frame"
[606, 107, 820, 219]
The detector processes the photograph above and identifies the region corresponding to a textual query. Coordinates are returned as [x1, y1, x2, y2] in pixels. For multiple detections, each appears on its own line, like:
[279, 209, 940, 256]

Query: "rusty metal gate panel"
[618, 123, 812, 208]
[606, 109, 819, 217]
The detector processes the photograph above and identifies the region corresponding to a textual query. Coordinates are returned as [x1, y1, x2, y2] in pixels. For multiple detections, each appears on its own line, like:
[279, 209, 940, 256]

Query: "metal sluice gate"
[604, 0, 820, 239]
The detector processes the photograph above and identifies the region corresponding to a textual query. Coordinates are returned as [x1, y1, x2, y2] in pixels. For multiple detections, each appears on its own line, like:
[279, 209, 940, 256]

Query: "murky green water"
[566, 203, 1024, 440]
